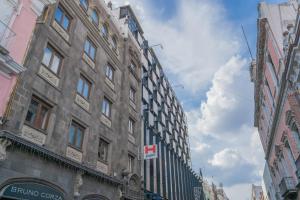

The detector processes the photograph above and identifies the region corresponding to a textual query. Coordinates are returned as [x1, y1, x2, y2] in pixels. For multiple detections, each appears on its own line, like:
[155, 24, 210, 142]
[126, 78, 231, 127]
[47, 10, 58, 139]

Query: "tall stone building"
[0, 0, 143, 199]
[251, 185, 263, 200]
[251, 0, 300, 199]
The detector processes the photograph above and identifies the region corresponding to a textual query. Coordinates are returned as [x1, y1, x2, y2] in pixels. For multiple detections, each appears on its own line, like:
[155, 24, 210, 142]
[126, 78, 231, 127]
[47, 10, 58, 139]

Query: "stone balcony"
[279, 177, 297, 199]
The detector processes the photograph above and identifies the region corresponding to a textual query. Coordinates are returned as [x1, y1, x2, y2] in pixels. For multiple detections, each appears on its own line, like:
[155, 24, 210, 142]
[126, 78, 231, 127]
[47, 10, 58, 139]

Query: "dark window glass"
[25, 97, 51, 130]
[68, 121, 84, 149]
[128, 154, 134, 173]
[101, 24, 108, 38]
[98, 139, 109, 162]
[112, 36, 117, 50]
[129, 87, 136, 102]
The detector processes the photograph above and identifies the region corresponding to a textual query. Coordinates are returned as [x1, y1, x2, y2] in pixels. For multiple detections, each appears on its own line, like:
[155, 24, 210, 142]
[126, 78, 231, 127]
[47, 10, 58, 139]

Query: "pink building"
[251, 0, 300, 199]
[0, 0, 55, 123]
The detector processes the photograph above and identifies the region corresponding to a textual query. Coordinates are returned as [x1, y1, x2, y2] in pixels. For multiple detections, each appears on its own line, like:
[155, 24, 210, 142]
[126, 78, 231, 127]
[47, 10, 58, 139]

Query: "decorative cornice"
[0, 130, 122, 186]
[0, 50, 26, 74]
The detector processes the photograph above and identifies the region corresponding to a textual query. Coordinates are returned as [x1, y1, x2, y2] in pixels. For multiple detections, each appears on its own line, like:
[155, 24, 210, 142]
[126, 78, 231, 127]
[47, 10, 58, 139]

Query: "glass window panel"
[112, 37, 117, 49]
[80, 0, 88, 10]
[25, 99, 39, 124]
[90, 46, 95, 60]
[76, 129, 82, 148]
[84, 40, 90, 54]
[106, 66, 113, 80]
[77, 78, 83, 94]
[42, 47, 52, 66]
[55, 7, 63, 23]
[51, 55, 60, 74]
[101, 25, 108, 37]
[62, 16, 70, 30]
[69, 125, 75, 145]
[40, 106, 49, 130]
[83, 83, 89, 99]
[92, 10, 99, 25]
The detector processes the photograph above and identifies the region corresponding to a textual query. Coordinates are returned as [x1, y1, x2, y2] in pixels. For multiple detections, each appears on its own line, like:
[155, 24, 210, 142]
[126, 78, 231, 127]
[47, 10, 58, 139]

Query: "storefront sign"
[144, 144, 157, 160]
[0, 182, 64, 200]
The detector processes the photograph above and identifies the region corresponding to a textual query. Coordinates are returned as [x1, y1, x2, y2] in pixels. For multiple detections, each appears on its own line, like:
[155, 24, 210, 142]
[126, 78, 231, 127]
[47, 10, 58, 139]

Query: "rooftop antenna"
[241, 25, 254, 60]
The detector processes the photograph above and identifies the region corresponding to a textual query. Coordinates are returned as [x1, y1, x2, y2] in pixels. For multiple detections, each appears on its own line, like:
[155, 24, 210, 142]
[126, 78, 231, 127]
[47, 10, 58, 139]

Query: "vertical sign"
[144, 144, 157, 160]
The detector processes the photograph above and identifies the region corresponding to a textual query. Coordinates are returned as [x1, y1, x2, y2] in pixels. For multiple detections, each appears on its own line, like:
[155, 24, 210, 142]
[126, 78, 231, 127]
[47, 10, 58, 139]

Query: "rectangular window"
[130, 61, 137, 72]
[105, 64, 114, 81]
[68, 121, 84, 149]
[77, 75, 91, 100]
[84, 38, 96, 61]
[128, 118, 135, 134]
[128, 154, 134, 173]
[25, 97, 51, 130]
[102, 97, 112, 118]
[129, 87, 136, 102]
[42, 45, 62, 75]
[98, 139, 109, 162]
[54, 5, 71, 31]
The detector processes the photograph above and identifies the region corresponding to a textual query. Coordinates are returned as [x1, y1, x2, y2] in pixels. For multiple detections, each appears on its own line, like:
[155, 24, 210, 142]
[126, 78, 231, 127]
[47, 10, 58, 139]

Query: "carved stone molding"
[74, 171, 84, 197]
[0, 138, 11, 161]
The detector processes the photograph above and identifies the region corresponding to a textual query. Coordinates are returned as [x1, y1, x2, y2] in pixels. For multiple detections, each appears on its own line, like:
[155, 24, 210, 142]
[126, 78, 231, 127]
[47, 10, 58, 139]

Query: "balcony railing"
[0, 20, 15, 50]
[279, 177, 297, 199]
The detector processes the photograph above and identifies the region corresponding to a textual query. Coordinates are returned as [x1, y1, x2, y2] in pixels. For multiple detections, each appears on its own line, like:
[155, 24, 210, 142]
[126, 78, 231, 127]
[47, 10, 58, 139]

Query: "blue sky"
[110, 0, 289, 199]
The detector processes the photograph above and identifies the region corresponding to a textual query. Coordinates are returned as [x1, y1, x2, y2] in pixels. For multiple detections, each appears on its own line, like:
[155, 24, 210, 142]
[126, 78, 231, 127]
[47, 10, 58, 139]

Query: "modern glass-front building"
[114, 5, 205, 200]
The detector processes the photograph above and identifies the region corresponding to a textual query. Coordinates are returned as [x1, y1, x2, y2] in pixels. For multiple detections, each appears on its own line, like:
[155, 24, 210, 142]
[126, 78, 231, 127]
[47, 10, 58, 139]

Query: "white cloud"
[208, 148, 242, 169]
[106, 0, 265, 199]
[192, 142, 211, 153]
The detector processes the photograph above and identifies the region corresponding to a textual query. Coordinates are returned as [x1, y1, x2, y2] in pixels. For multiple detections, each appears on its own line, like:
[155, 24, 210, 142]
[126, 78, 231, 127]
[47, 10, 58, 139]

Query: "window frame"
[25, 96, 51, 131]
[41, 44, 63, 75]
[128, 154, 135, 173]
[68, 121, 85, 150]
[128, 118, 135, 135]
[129, 87, 136, 103]
[102, 97, 112, 118]
[130, 60, 137, 72]
[105, 64, 114, 82]
[54, 5, 71, 31]
[80, 0, 89, 11]
[77, 75, 92, 100]
[111, 36, 118, 51]
[84, 38, 96, 61]
[98, 138, 109, 163]
[91, 9, 99, 27]
[101, 23, 109, 39]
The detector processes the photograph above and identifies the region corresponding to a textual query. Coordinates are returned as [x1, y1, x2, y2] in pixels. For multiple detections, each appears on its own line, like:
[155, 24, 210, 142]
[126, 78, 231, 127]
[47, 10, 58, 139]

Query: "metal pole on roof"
[241, 24, 254, 60]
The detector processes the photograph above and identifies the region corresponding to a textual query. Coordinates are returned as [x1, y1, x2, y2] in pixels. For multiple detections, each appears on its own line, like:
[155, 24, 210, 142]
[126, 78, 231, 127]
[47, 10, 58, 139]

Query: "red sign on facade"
[144, 144, 157, 160]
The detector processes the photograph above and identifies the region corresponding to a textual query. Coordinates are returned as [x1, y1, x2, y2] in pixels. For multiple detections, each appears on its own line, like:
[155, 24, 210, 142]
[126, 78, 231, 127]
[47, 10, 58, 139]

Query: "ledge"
[0, 130, 122, 186]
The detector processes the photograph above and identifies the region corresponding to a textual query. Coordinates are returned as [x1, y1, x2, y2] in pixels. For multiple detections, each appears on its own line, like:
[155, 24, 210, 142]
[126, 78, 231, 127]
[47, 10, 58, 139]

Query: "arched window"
[80, 0, 89, 11]
[91, 9, 99, 26]
[111, 36, 117, 50]
[291, 123, 300, 151]
[101, 23, 108, 38]
[284, 141, 297, 173]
